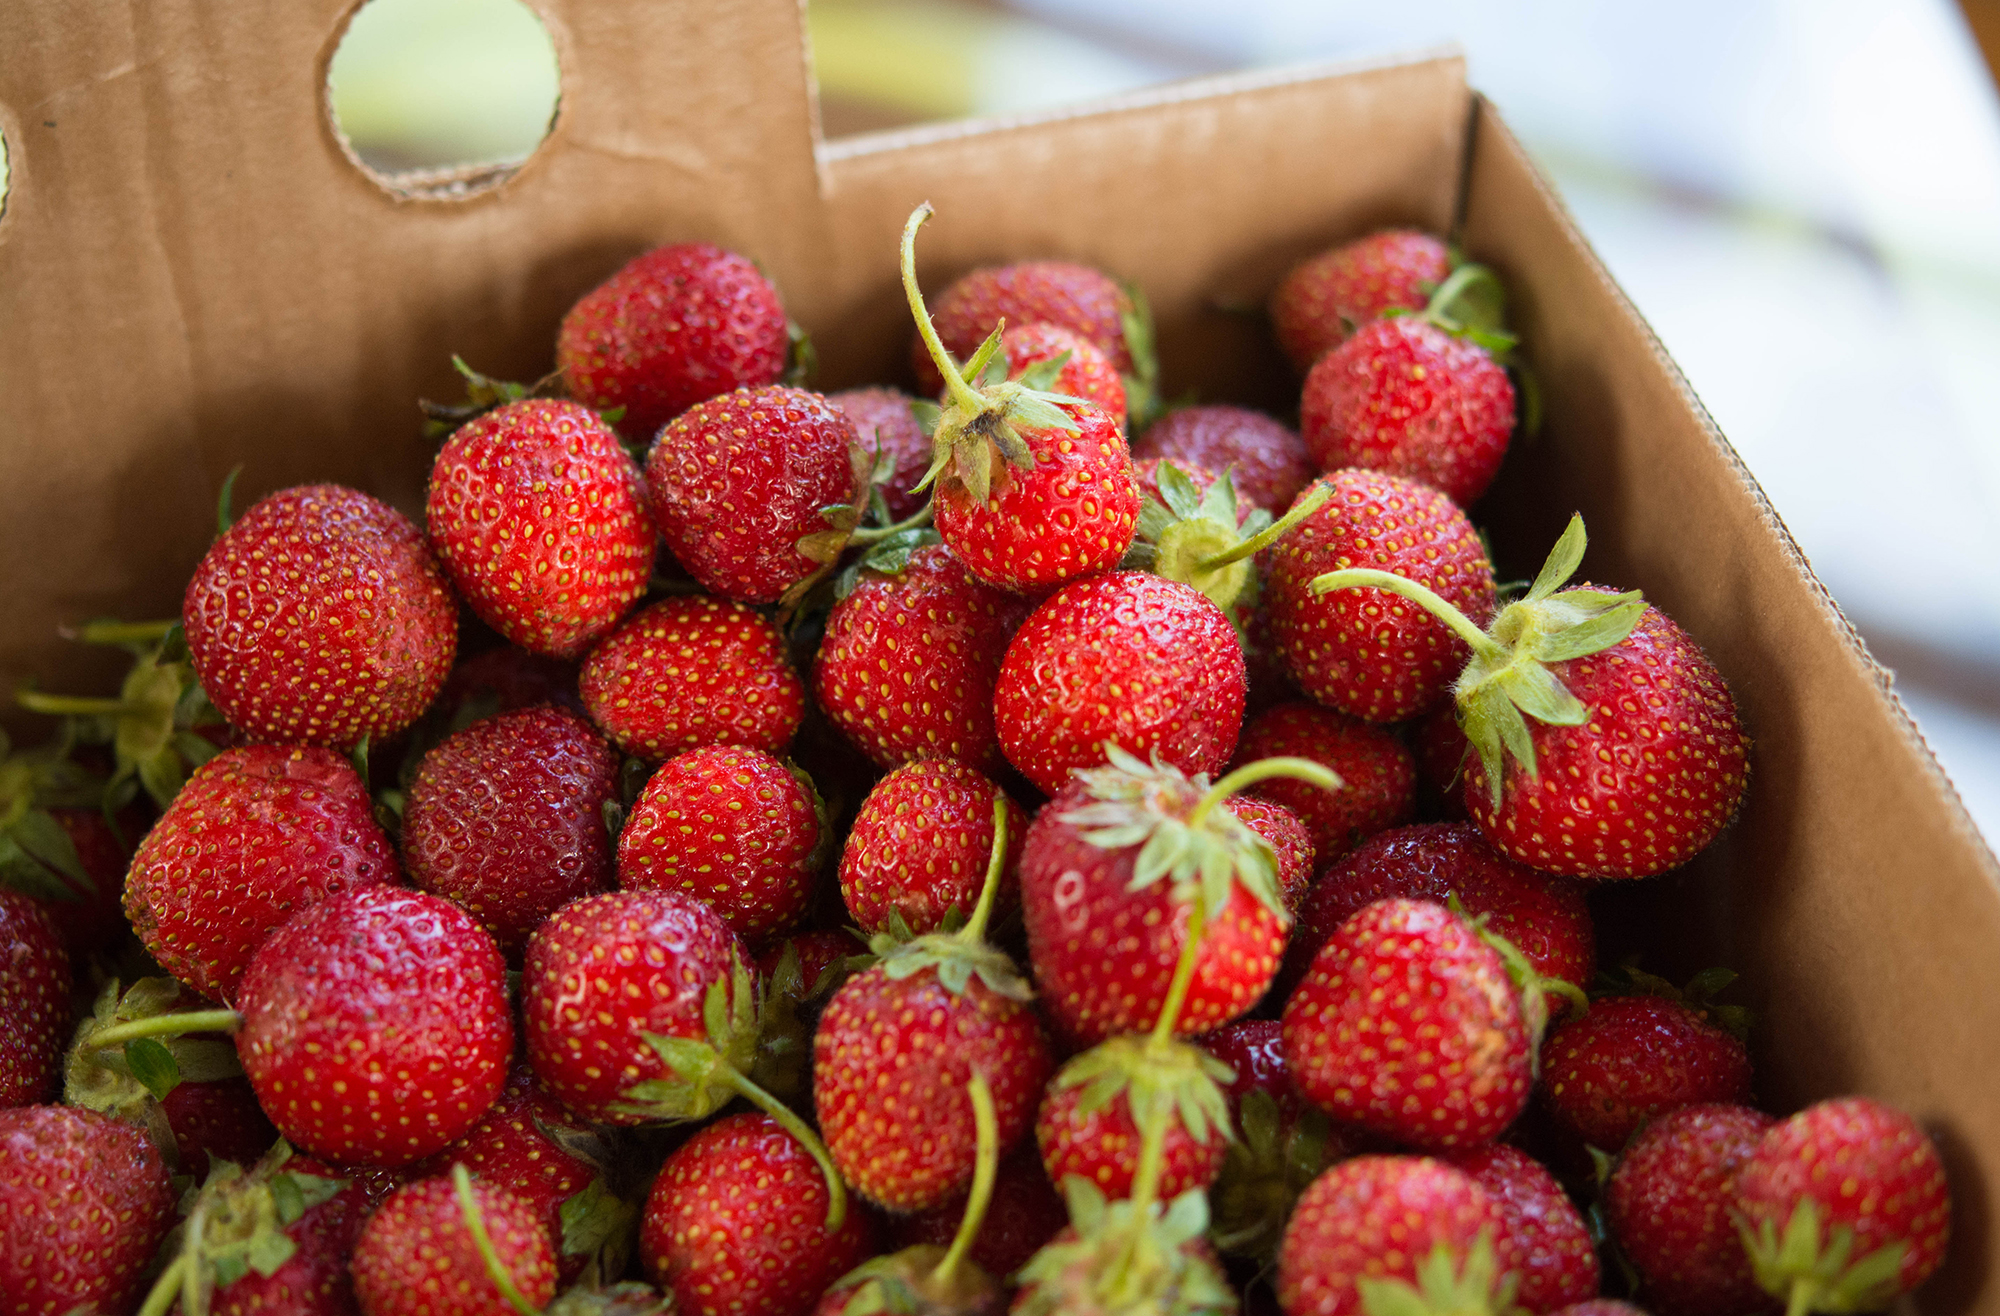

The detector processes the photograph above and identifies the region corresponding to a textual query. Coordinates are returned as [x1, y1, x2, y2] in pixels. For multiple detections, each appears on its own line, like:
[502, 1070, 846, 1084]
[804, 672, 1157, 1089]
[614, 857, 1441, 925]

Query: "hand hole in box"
[325, 0, 559, 201]
[1, 124, 11, 223]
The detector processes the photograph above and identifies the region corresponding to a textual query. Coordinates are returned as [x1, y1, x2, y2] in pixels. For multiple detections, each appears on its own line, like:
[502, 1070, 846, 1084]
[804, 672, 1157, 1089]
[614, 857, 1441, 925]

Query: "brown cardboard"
[3, 4, 1997, 1308]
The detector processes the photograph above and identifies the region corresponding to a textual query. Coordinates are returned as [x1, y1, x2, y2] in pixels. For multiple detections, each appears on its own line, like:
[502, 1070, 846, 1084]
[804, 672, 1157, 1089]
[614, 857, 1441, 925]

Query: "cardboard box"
[3, 4, 1996, 1308]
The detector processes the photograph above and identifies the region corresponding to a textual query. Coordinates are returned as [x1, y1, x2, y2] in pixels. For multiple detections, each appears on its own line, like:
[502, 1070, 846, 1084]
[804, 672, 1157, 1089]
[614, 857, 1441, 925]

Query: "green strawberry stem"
[956, 793, 1011, 948]
[846, 499, 935, 546]
[716, 1064, 849, 1232]
[1193, 482, 1332, 572]
[455, 1164, 543, 1316]
[932, 1069, 999, 1289]
[1146, 891, 1210, 1056]
[70, 618, 178, 646]
[1310, 569, 1503, 661]
[79, 1010, 241, 1049]
[135, 1255, 190, 1316]
[1186, 756, 1342, 831]
[903, 204, 986, 418]
[15, 691, 144, 718]
[1785, 1279, 1816, 1316]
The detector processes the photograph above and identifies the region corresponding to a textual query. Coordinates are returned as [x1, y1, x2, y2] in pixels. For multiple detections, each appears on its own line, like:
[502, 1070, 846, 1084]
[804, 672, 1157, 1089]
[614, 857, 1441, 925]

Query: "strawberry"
[1012, 1180, 1237, 1315]
[1276, 1154, 1516, 1316]
[14, 806, 131, 955]
[1263, 469, 1496, 723]
[1132, 404, 1315, 516]
[579, 595, 804, 761]
[910, 258, 1136, 394]
[615, 744, 824, 946]
[403, 704, 620, 950]
[1541, 990, 1753, 1151]
[1034, 1033, 1232, 1203]
[996, 572, 1246, 796]
[557, 242, 791, 439]
[0, 891, 68, 1107]
[839, 759, 1026, 936]
[0, 729, 133, 953]
[183, 483, 458, 749]
[1227, 794, 1316, 907]
[644, 385, 863, 604]
[236, 886, 514, 1166]
[1605, 1103, 1775, 1316]
[1732, 1097, 1950, 1314]
[351, 1170, 558, 1316]
[995, 320, 1128, 430]
[813, 540, 1022, 771]
[902, 206, 1140, 595]
[1270, 229, 1453, 371]
[830, 386, 934, 521]
[123, 745, 399, 1005]
[0, 1104, 177, 1316]
[440, 644, 584, 717]
[888, 1145, 1068, 1283]
[1446, 1143, 1598, 1313]
[1283, 898, 1533, 1151]
[159, 1076, 280, 1178]
[1231, 702, 1415, 866]
[1416, 702, 1473, 818]
[1314, 516, 1751, 879]
[63, 976, 248, 1139]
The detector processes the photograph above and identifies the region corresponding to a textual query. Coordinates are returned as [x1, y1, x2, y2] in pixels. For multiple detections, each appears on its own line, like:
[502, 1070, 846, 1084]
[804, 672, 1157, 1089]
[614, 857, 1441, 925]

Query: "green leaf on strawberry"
[1738, 1197, 1908, 1316]
[1355, 1231, 1519, 1316]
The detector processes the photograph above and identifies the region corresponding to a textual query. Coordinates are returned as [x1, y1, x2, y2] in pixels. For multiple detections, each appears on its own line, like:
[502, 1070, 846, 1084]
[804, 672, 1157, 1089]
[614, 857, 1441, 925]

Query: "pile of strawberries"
[0, 205, 1953, 1316]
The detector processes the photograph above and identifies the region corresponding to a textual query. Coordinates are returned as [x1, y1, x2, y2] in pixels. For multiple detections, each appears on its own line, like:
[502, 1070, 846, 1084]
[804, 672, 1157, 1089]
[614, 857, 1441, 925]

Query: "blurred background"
[310, 0, 2000, 842]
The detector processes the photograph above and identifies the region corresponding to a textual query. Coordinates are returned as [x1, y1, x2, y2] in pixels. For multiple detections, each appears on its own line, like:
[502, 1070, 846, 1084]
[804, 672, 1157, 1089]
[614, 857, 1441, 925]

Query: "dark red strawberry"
[830, 386, 934, 521]
[889, 1144, 1067, 1283]
[1231, 702, 1414, 866]
[996, 572, 1246, 796]
[439, 644, 584, 718]
[183, 483, 457, 749]
[351, 1171, 558, 1316]
[997, 321, 1127, 430]
[0, 735, 132, 952]
[1034, 1034, 1232, 1203]
[403, 705, 620, 950]
[813, 540, 1021, 771]
[756, 928, 861, 998]
[1132, 404, 1315, 516]
[1270, 229, 1452, 371]
[1732, 1097, 1950, 1314]
[159, 1076, 280, 1178]
[0, 891, 68, 1108]
[124, 745, 399, 1005]
[1263, 469, 1497, 723]
[616, 744, 823, 945]
[1283, 898, 1532, 1151]
[1416, 702, 1473, 818]
[1606, 1103, 1775, 1316]
[645, 385, 862, 604]
[840, 759, 1025, 936]
[1541, 993, 1752, 1151]
[1227, 795, 1315, 907]
[642, 1111, 880, 1316]
[910, 258, 1136, 394]
[237, 886, 513, 1167]
[558, 242, 790, 438]
[1446, 1143, 1597, 1313]
[580, 595, 804, 761]
[0, 1105, 177, 1316]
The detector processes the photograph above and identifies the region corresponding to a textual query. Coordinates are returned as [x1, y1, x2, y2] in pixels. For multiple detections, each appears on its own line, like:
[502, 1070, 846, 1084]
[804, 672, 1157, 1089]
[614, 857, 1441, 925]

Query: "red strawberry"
[438, 644, 584, 718]
[1034, 1035, 1232, 1203]
[1132, 404, 1315, 516]
[0, 1105, 177, 1316]
[910, 259, 1136, 394]
[996, 572, 1245, 796]
[1276, 1154, 1516, 1316]
[756, 927, 862, 998]
[889, 1145, 1067, 1282]
[813, 541, 1021, 771]
[1283, 898, 1532, 1151]
[1541, 992, 1752, 1151]
[1270, 229, 1453, 371]
[1606, 1103, 1775, 1316]
[183, 483, 457, 749]
[0, 892, 68, 1107]
[1227, 795, 1316, 907]
[1263, 469, 1497, 722]
[1416, 702, 1473, 818]
[839, 759, 1026, 936]
[557, 242, 790, 439]
[616, 744, 823, 946]
[351, 1172, 558, 1316]
[159, 1076, 280, 1178]
[580, 595, 805, 761]
[642, 1111, 880, 1316]
[1011, 1179, 1237, 1314]
[1732, 1097, 1950, 1313]
[997, 321, 1128, 430]
[1231, 702, 1414, 866]
[403, 704, 620, 950]
[1446, 1144, 1598, 1313]
[204, 1154, 371, 1316]
[830, 386, 934, 521]
[124, 745, 399, 1005]
[644, 385, 862, 603]
[237, 886, 513, 1167]
[0, 767, 131, 952]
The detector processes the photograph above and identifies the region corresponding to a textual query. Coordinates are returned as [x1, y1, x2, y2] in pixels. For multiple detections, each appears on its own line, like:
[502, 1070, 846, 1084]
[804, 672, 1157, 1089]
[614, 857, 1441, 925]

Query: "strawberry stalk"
[1192, 480, 1331, 571]
[1134, 469, 1332, 619]
[77, 1010, 241, 1049]
[65, 618, 179, 646]
[930, 1069, 999, 1290]
[455, 1164, 545, 1316]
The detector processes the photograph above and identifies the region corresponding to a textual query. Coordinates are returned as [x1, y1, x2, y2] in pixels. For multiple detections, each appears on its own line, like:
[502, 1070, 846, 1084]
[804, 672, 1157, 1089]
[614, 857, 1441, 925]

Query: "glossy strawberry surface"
[1446, 1143, 1598, 1313]
[1225, 795, 1316, 908]
[1606, 1103, 1775, 1316]
[351, 1174, 556, 1316]
[911, 260, 1134, 394]
[1132, 404, 1315, 516]
[1231, 702, 1414, 867]
[1540, 994, 1752, 1151]
[0, 892, 67, 1108]
[1270, 229, 1452, 371]
[830, 386, 933, 521]
[839, 760, 1025, 936]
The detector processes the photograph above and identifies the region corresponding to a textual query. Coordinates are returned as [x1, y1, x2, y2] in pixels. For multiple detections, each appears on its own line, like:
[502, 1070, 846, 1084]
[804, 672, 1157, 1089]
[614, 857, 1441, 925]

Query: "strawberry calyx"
[1355, 1231, 1521, 1316]
[1119, 279, 1166, 433]
[832, 527, 945, 601]
[1052, 1032, 1237, 1160]
[418, 355, 570, 442]
[781, 433, 922, 613]
[1443, 893, 1587, 1062]
[1014, 1179, 1236, 1316]
[1736, 1197, 1910, 1316]
[543, 1281, 672, 1316]
[557, 1178, 642, 1286]
[873, 794, 1033, 1002]
[1594, 960, 1753, 1043]
[1311, 514, 1645, 811]
[0, 725, 106, 904]
[1208, 1088, 1335, 1263]
[1127, 465, 1331, 618]
[1382, 260, 1517, 357]
[67, 979, 245, 1152]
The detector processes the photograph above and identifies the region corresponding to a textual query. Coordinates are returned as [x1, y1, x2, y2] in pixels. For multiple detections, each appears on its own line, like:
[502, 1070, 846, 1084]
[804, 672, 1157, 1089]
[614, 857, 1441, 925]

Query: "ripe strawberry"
[183, 483, 457, 749]
[840, 760, 1026, 936]
[1416, 702, 1473, 818]
[124, 745, 399, 1005]
[0, 731, 132, 951]
[580, 595, 804, 761]
[645, 385, 863, 603]
[0, 892, 68, 1107]
[996, 572, 1246, 796]
[1541, 992, 1752, 1151]
[1606, 1103, 1775, 1316]
[159, 1076, 280, 1178]
[616, 744, 824, 945]
[352, 1172, 557, 1316]
[1035, 1033, 1232, 1202]
[0, 1105, 177, 1316]
[1276, 1154, 1516, 1316]
[1270, 229, 1453, 371]
[1263, 469, 1496, 722]
[642, 1111, 881, 1316]
[889, 1145, 1068, 1282]
[1227, 794, 1316, 907]
[439, 644, 583, 717]
[204, 1155, 371, 1316]
[1316, 516, 1751, 879]
[910, 258, 1136, 394]
[813, 540, 1022, 771]
[558, 242, 790, 438]
[1132, 404, 1315, 515]
[1012, 1179, 1237, 1314]
[830, 386, 934, 521]
[1283, 898, 1532, 1151]
[403, 704, 620, 950]
[1446, 1143, 1598, 1313]
[996, 321, 1128, 430]
[237, 886, 513, 1167]
[1231, 702, 1413, 867]
[1732, 1097, 1950, 1313]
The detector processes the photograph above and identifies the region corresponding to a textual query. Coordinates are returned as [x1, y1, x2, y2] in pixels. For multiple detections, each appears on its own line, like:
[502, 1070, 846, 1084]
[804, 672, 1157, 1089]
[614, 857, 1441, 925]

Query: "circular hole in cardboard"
[326, 0, 559, 200]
